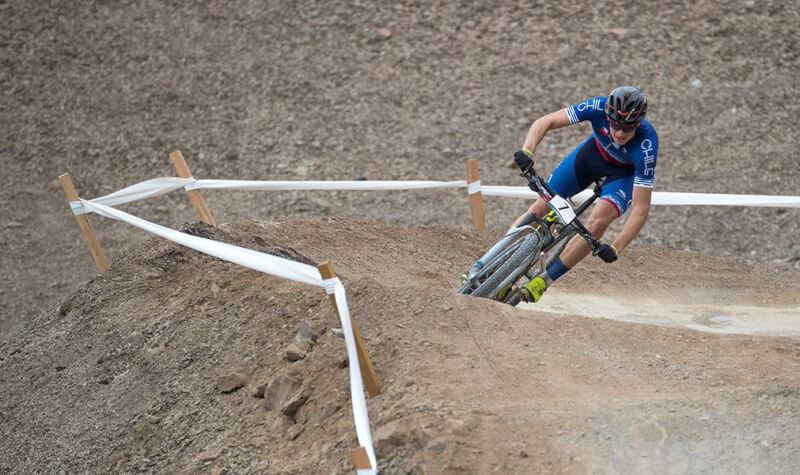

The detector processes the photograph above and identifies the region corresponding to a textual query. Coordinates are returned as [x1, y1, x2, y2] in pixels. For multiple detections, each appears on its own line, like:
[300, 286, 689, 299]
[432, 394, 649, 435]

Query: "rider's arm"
[611, 186, 652, 252]
[522, 110, 571, 155]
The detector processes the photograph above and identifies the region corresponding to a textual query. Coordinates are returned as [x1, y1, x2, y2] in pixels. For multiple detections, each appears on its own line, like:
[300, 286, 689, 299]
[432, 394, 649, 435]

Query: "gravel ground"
[3, 0, 799, 336]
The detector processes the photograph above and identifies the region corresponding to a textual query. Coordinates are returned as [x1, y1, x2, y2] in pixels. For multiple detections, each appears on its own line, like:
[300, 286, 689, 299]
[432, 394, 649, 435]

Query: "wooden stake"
[318, 262, 382, 397]
[466, 159, 486, 231]
[351, 446, 372, 470]
[59, 173, 110, 273]
[169, 150, 216, 226]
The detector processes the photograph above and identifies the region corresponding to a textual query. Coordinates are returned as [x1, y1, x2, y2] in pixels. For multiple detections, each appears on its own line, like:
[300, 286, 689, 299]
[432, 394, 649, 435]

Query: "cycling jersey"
[565, 96, 659, 188]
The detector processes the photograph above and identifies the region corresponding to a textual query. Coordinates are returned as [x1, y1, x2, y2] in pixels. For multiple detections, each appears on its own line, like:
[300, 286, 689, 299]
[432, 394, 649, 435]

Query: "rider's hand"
[513, 148, 534, 172]
[595, 243, 619, 263]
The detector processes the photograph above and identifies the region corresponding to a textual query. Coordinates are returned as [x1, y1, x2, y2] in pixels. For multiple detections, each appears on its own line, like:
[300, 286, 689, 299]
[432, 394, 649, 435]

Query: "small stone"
[519, 451, 529, 458]
[223, 151, 239, 161]
[295, 165, 309, 177]
[376, 27, 392, 40]
[282, 386, 311, 417]
[286, 425, 305, 440]
[286, 341, 311, 362]
[198, 448, 223, 462]
[690, 78, 703, 89]
[321, 402, 342, 419]
[210, 283, 221, 298]
[374, 416, 428, 457]
[264, 374, 303, 411]
[250, 382, 267, 398]
[6, 221, 23, 229]
[331, 328, 344, 337]
[217, 373, 248, 393]
[607, 27, 629, 37]
[295, 322, 315, 344]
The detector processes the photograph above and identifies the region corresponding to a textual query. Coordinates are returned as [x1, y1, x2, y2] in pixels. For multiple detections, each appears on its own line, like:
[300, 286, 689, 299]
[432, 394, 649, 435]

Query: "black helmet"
[605, 86, 647, 126]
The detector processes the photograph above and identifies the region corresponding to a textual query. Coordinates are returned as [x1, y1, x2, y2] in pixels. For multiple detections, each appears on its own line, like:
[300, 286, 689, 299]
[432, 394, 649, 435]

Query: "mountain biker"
[511, 86, 658, 303]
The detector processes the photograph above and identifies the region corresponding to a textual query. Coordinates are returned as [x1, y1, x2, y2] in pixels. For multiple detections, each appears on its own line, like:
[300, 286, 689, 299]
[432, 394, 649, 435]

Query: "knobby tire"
[471, 233, 541, 299]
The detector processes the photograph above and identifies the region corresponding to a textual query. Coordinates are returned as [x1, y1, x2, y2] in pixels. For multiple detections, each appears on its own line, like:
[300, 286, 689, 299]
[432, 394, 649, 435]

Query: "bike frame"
[521, 167, 602, 255]
[461, 166, 603, 299]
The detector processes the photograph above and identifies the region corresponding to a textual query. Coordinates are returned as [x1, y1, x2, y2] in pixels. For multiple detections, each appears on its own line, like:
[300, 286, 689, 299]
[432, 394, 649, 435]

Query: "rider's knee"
[530, 199, 548, 218]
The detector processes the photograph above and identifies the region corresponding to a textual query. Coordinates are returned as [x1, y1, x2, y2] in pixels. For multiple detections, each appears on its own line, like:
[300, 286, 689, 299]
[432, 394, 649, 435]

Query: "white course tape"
[332, 280, 377, 474]
[87, 177, 194, 208]
[467, 180, 481, 195]
[481, 186, 800, 208]
[323, 277, 338, 295]
[70, 200, 88, 215]
[78, 199, 377, 474]
[186, 179, 467, 192]
[651, 191, 800, 208]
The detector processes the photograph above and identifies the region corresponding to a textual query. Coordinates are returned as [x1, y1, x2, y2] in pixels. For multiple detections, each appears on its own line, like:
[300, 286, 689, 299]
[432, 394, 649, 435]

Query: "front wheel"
[469, 233, 541, 299]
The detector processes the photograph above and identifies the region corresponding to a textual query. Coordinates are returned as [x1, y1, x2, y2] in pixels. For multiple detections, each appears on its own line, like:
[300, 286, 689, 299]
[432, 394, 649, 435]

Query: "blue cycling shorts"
[547, 135, 635, 216]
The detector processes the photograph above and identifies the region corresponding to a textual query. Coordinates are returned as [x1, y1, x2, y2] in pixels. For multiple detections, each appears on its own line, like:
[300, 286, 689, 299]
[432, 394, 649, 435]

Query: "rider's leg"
[550, 198, 621, 273]
[521, 199, 620, 302]
[508, 198, 549, 231]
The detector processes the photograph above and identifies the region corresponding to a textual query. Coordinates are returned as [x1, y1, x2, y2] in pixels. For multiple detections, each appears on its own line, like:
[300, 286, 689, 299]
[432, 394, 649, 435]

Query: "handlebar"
[519, 165, 602, 252]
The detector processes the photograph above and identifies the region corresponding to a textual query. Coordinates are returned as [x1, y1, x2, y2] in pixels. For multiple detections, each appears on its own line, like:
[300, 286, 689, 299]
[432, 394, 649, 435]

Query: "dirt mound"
[2, 217, 799, 474]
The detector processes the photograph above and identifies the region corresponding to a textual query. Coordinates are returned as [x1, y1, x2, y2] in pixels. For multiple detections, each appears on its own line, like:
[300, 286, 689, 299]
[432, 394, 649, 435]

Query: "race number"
[548, 195, 577, 224]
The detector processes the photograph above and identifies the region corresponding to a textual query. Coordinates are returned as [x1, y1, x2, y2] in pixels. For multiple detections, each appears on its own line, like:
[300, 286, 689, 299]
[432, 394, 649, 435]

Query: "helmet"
[605, 86, 647, 126]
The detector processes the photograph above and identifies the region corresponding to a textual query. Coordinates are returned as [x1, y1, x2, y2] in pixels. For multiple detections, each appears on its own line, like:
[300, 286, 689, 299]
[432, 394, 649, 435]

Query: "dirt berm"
[1, 217, 799, 474]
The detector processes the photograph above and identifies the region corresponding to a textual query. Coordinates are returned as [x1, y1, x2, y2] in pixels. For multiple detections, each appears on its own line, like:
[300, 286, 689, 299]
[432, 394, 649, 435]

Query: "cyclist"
[511, 86, 658, 303]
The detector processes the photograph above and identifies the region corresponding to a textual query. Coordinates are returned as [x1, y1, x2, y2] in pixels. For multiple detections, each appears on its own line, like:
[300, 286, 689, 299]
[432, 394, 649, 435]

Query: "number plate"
[548, 195, 577, 224]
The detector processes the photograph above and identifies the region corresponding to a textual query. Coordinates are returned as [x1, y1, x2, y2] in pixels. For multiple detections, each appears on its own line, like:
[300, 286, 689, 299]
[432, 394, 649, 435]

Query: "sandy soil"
[1, 218, 799, 474]
[2, 1, 800, 473]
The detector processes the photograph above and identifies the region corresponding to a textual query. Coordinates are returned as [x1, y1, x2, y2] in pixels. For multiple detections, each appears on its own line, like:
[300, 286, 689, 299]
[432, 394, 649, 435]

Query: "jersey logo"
[576, 98, 602, 112]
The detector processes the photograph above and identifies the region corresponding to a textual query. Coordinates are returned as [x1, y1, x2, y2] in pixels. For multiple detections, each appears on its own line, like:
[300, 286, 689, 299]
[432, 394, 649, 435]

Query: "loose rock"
[285, 341, 311, 361]
[264, 374, 303, 411]
[295, 322, 315, 344]
[217, 373, 248, 393]
[282, 386, 311, 418]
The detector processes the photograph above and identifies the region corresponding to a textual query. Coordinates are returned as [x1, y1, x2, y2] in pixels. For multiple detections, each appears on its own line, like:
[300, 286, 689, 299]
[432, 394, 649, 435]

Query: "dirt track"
[2, 1, 800, 473]
[1, 218, 799, 473]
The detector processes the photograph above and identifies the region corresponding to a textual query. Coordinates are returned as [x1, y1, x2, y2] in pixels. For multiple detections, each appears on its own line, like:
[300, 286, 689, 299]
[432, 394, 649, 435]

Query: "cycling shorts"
[547, 135, 635, 216]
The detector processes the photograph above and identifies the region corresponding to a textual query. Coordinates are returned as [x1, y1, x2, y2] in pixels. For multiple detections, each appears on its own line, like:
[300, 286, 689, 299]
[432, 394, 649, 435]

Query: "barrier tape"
[71, 177, 800, 214]
[78, 198, 377, 474]
[479, 186, 800, 208]
[185, 179, 467, 192]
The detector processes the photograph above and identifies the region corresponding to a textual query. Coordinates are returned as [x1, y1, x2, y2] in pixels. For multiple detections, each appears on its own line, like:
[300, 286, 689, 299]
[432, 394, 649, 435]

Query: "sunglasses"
[609, 120, 638, 133]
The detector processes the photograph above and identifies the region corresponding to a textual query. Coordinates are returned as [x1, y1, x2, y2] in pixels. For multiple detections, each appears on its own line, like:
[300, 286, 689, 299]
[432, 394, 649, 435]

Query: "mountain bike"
[458, 165, 603, 306]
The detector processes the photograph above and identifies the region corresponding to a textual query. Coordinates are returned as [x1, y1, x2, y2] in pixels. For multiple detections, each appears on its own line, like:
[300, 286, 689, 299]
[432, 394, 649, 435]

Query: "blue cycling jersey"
[565, 96, 659, 188]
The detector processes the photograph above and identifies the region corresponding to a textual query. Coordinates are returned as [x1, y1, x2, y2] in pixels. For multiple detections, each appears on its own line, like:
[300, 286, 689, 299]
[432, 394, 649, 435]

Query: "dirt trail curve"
[1, 218, 799, 474]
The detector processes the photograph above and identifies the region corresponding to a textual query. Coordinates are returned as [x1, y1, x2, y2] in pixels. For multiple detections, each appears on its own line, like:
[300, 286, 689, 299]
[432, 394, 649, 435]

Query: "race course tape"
[79, 198, 378, 474]
[71, 176, 800, 213]
[480, 186, 800, 208]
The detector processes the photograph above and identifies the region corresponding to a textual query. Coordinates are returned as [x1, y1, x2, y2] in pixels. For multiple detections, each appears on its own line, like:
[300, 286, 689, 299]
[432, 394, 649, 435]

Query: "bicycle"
[458, 164, 604, 306]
